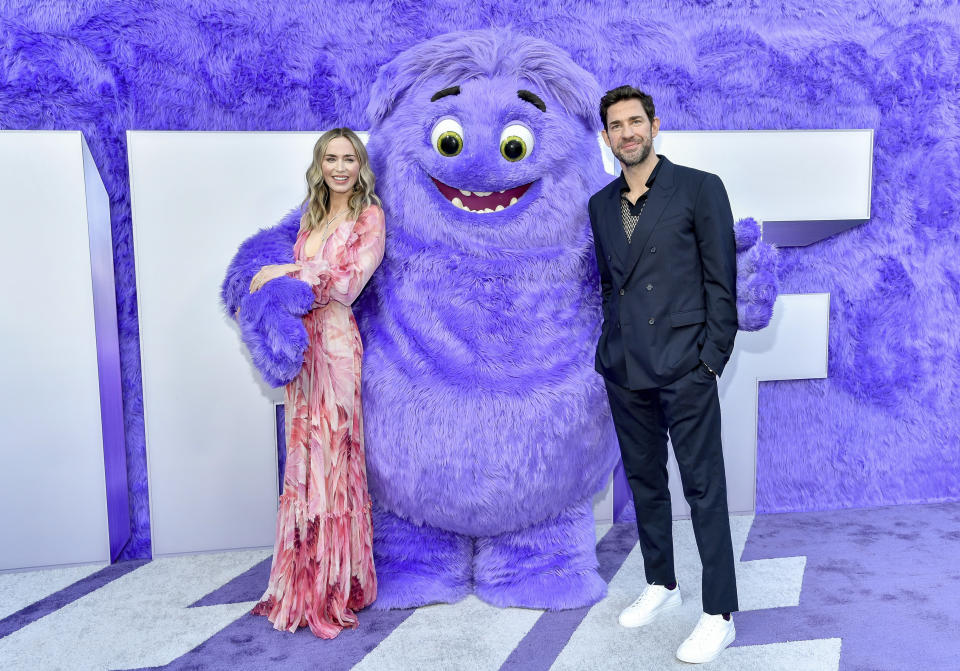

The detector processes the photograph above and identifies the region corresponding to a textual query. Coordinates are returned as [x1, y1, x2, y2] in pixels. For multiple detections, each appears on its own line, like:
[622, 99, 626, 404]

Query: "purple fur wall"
[1, 0, 956, 559]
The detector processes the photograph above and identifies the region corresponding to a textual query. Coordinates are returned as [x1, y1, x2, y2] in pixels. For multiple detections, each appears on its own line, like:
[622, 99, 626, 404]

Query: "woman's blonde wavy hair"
[300, 127, 381, 232]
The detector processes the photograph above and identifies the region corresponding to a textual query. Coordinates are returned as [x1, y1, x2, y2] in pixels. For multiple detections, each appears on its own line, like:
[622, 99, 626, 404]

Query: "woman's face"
[322, 136, 361, 195]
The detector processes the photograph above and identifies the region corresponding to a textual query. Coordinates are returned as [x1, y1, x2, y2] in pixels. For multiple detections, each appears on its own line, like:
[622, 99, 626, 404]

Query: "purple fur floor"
[86, 502, 959, 670]
[734, 502, 960, 671]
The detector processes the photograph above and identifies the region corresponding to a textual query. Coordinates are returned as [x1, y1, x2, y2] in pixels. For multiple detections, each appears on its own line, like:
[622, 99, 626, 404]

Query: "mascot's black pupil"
[439, 134, 461, 155]
[503, 139, 524, 160]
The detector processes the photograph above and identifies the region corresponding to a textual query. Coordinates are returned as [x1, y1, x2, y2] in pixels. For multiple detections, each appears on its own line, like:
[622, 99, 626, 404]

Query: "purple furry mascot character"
[360, 30, 618, 610]
[221, 28, 779, 613]
[733, 217, 779, 331]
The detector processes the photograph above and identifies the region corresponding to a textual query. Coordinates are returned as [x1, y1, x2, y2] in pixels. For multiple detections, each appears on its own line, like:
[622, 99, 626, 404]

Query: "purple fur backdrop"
[1, 0, 957, 559]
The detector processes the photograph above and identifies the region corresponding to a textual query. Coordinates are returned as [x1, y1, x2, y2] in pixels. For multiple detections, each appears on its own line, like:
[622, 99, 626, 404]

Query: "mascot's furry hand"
[734, 217, 779, 331]
[221, 211, 306, 387]
[235, 277, 314, 387]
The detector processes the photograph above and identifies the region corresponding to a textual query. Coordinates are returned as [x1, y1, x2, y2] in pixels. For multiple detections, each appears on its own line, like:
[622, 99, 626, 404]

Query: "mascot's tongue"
[431, 177, 531, 211]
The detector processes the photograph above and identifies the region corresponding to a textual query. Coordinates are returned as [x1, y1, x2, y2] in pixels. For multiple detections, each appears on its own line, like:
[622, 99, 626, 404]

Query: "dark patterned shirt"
[619, 157, 662, 243]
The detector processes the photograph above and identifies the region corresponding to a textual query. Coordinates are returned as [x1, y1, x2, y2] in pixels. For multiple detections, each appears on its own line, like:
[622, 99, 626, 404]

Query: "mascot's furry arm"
[221, 211, 778, 389]
[220, 209, 311, 387]
[734, 217, 779, 331]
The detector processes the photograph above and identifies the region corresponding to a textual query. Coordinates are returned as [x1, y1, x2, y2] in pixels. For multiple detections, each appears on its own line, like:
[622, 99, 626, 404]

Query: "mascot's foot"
[370, 505, 473, 609]
[474, 500, 607, 610]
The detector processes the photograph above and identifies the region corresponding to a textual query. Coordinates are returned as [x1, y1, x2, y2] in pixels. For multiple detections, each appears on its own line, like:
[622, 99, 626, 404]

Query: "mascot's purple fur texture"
[735, 217, 778, 331]
[221, 211, 309, 387]
[358, 30, 617, 610]
[221, 29, 778, 610]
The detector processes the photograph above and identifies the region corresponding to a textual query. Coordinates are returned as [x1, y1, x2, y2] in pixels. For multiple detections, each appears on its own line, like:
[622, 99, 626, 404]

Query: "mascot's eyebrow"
[517, 90, 546, 112]
[430, 86, 461, 102]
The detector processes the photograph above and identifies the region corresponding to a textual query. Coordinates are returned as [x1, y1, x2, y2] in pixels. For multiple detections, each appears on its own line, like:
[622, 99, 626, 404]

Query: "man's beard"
[613, 136, 651, 167]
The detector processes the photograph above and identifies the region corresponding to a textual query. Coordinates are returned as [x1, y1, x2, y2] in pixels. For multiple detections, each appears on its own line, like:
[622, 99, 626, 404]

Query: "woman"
[248, 128, 384, 638]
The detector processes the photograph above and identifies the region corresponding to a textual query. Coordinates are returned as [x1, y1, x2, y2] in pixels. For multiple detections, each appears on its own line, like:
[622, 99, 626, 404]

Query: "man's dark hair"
[599, 86, 656, 130]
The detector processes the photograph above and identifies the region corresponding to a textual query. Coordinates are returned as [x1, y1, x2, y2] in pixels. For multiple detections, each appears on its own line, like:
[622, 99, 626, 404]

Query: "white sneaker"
[618, 583, 682, 628]
[676, 612, 736, 664]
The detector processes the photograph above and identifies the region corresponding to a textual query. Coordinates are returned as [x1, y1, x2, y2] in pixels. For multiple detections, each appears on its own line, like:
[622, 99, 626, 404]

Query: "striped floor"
[2, 502, 958, 670]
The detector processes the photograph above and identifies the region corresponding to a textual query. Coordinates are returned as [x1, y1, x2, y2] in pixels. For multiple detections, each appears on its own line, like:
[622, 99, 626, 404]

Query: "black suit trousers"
[605, 364, 739, 615]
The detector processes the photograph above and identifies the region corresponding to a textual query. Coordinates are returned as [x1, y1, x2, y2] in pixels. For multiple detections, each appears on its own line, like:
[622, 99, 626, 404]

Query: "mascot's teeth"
[431, 176, 531, 213]
[451, 195, 508, 213]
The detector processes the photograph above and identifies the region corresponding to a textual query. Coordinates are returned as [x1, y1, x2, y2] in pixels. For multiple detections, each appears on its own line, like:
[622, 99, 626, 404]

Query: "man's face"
[601, 99, 659, 167]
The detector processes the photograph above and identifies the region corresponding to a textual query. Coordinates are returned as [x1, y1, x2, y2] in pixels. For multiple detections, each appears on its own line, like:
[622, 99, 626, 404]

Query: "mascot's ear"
[367, 31, 474, 128]
[367, 36, 449, 128]
[367, 56, 406, 128]
[524, 43, 602, 132]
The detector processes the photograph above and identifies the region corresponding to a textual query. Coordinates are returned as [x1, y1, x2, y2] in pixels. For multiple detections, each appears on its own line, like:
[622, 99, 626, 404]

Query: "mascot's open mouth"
[431, 177, 533, 213]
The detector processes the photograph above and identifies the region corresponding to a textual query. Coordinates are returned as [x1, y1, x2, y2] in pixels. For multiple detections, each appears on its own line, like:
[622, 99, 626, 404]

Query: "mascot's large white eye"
[431, 118, 464, 157]
[500, 123, 534, 161]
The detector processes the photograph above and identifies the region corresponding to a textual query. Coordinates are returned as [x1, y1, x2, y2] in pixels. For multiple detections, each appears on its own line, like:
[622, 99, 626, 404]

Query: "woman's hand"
[250, 263, 299, 293]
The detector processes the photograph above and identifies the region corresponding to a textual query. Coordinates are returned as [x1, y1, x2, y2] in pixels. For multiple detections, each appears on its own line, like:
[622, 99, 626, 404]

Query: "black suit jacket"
[588, 156, 738, 390]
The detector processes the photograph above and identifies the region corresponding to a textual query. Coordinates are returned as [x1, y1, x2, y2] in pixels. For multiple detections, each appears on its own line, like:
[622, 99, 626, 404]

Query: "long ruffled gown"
[252, 204, 384, 638]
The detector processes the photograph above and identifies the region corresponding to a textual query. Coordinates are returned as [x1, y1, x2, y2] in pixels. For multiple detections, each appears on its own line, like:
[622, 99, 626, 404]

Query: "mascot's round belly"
[360, 246, 614, 537]
[361, 328, 611, 537]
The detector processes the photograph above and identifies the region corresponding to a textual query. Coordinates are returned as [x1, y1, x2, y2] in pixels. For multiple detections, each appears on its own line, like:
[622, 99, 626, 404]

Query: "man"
[588, 85, 739, 664]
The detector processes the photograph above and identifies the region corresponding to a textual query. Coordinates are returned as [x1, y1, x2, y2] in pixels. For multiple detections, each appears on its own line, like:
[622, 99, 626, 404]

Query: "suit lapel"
[620, 158, 677, 286]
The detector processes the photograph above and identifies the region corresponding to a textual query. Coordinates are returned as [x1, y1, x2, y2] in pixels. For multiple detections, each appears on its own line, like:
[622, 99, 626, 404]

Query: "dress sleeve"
[294, 205, 385, 308]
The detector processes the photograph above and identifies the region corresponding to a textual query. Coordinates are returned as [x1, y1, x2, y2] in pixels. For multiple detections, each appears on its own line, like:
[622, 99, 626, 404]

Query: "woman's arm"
[295, 205, 385, 307]
[249, 263, 300, 293]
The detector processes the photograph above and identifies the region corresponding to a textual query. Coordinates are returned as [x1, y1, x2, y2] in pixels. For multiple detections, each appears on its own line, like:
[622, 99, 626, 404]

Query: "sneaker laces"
[630, 584, 662, 609]
[688, 614, 725, 643]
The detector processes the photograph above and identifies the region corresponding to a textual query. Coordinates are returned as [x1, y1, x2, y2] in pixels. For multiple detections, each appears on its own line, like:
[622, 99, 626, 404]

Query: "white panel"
[129, 131, 359, 555]
[667, 294, 830, 515]
[0, 131, 110, 569]
[592, 472, 614, 525]
[653, 129, 873, 222]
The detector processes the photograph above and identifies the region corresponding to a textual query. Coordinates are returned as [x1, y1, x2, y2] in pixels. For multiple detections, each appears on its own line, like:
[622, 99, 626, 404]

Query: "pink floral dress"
[252, 204, 384, 638]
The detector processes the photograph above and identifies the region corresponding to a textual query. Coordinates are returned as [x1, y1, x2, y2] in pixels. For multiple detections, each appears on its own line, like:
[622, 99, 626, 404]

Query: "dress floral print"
[252, 204, 384, 638]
